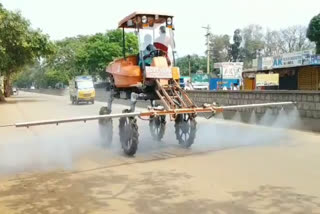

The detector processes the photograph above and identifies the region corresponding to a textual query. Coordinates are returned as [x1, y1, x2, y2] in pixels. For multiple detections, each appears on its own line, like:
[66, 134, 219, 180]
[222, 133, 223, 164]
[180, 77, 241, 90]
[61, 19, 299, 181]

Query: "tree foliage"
[0, 4, 54, 97]
[241, 24, 265, 68]
[209, 34, 230, 63]
[48, 30, 138, 80]
[307, 13, 320, 54]
[0, 5, 54, 73]
[14, 29, 139, 88]
[239, 24, 314, 68]
[46, 36, 89, 78]
[44, 69, 69, 88]
[176, 55, 208, 76]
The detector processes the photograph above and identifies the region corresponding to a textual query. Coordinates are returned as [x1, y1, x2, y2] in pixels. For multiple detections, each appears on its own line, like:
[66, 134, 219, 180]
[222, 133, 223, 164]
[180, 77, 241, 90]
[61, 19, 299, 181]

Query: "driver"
[141, 44, 157, 66]
[139, 34, 155, 66]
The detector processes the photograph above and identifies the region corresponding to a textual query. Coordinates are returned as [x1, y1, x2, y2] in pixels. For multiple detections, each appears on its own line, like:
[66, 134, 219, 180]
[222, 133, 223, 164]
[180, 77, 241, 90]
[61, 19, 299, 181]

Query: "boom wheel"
[98, 106, 113, 147]
[174, 114, 197, 148]
[119, 109, 139, 156]
[149, 115, 166, 141]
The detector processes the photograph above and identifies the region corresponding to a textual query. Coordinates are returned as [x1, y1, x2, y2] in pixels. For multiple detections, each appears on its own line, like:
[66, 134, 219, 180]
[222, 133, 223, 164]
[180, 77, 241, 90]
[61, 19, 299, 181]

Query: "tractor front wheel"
[174, 114, 197, 148]
[119, 109, 139, 156]
[98, 106, 113, 147]
[149, 115, 166, 141]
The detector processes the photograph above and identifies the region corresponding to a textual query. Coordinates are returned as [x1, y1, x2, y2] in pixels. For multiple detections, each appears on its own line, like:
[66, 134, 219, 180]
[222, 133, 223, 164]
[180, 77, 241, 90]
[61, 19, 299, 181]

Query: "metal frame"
[122, 27, 126, 60]
[5, 101, 294, 128]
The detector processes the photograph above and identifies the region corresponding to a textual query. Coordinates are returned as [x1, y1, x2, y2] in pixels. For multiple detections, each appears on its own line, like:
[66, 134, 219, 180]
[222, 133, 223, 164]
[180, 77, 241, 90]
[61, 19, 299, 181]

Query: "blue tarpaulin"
[209, 78, 239, 90]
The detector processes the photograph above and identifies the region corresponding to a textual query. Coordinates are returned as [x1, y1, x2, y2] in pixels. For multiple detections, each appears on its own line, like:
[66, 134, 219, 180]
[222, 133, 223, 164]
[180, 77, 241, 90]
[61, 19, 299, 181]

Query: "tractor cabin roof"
[118, 12, 174, 29]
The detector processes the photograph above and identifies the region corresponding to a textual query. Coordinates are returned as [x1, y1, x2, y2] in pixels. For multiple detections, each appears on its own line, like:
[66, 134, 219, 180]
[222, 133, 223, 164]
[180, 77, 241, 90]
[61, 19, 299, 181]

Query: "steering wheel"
[150, 49, 167, 57]
[143, 49, 167, 60]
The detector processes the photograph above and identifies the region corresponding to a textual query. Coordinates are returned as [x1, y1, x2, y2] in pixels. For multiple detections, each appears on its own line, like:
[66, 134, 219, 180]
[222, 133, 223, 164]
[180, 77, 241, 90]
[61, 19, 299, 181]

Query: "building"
[243, 51, 320, 91]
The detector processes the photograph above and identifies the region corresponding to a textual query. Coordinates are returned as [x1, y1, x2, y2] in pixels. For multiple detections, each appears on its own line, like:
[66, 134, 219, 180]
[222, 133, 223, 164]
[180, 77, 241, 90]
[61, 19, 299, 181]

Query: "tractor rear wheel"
[174, 114, 197, 148]
[98, 106, 113, 147]
[149, 115, 166, 141]
[119, 109, 139, 156]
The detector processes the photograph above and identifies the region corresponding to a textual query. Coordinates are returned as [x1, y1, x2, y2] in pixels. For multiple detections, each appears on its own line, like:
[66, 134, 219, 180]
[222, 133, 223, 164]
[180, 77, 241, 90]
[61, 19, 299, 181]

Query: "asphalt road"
[0, 92, 320, 214]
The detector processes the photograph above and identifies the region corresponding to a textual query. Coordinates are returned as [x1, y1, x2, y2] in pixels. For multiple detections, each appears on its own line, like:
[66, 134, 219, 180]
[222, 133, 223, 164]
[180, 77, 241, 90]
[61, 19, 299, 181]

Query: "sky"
[1, 0, 319, 57]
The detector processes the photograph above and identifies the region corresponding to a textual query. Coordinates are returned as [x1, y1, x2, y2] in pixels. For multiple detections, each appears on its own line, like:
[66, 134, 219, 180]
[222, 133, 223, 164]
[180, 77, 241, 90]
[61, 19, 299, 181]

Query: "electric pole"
[202, 25, 211, 74]
[187, 55, 191, 81]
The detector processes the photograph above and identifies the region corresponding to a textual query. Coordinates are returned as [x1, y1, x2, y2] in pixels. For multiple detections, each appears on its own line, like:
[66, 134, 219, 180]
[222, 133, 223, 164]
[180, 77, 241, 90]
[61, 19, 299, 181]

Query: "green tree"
[0, 4, 54, 98]
[13, 61, 46, 89]
[241, 24, 265, 68]
[12, 69, 32, 88]
[209, 34, 230, 63]
[76, 30, 138, 79]
[176, 55, 207, 76]
[14, 29, 139, 88]
[45, 69, 68, 88]
[307, 13, 320, 54]
[47, 36, 89, 78]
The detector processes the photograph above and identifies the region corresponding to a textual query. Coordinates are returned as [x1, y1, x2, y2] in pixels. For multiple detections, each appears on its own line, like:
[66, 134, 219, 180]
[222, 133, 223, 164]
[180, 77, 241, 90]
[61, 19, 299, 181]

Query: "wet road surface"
[1, 92, 320, 213]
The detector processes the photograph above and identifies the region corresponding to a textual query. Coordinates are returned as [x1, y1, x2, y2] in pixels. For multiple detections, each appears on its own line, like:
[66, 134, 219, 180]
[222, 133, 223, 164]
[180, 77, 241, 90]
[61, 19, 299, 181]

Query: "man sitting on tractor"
[139, 34, 157, 66]
[140, 44, 157, 66]
[154, 26, 173, 53]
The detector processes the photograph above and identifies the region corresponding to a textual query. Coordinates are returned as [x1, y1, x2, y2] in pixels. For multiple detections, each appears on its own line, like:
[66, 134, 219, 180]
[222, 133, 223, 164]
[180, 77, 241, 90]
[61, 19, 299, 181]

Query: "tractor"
[99, 12, 198, 155]
[2, 12, 294, 157]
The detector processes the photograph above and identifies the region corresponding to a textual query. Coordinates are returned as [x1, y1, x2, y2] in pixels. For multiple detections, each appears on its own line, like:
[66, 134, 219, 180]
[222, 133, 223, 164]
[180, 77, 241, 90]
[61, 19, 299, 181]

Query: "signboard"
[259, 57, 273, 70]
[252, 59, 258, 69]
[191, 73, 209, 83]
[273, 50, 313, 68]
[252, 51, 319, 70]
[311, 55, 320, 65]
[145, 66, 172, 79]
[191, 74, 209, 90]
[214, 62, 243, 79]
[209, 78, 239, 90]
[256, 74, 279, 87]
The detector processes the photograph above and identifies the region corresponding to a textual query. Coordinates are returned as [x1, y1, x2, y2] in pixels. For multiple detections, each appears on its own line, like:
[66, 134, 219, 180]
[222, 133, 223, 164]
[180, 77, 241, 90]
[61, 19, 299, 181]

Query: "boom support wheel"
[119, 109, 139, 156]
[174, 114, 197, 148]
[149, 115, 166, 141]
[98, 107, 113, 147]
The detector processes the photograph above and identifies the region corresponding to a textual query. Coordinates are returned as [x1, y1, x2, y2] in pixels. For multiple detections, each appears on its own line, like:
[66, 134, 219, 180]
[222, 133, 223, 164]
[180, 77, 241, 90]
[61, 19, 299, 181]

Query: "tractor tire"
[98, 106, 113, 147]
[149, 115, 166, 141]
[174, 114, 197, 148]
[119, 109, 139, 156]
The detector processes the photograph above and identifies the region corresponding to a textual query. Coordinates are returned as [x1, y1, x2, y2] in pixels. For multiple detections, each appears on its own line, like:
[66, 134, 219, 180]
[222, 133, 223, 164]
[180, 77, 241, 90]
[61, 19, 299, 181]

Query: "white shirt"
[155, 34, 173, 48]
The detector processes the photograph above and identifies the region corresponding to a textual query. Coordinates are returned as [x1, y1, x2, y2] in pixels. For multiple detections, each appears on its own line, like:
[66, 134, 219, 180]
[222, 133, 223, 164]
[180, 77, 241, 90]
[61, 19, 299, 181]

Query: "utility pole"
[187, 55, 191, 81]
[202, 25, 211, 74]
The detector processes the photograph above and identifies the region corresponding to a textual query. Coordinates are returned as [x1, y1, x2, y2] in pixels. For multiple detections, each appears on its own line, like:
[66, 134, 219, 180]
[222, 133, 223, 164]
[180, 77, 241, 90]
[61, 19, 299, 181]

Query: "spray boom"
[1, 101, 295, 128]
